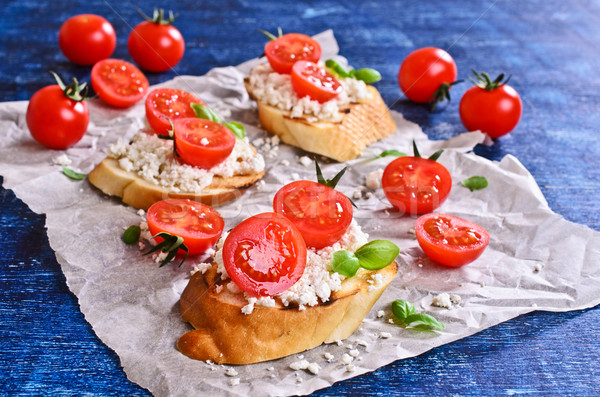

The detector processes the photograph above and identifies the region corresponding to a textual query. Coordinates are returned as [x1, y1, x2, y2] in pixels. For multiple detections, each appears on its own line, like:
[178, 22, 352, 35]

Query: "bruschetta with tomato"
[88, 88, 265, 210]
[177, 165, 399, 364]
[244, 32, 397, 162]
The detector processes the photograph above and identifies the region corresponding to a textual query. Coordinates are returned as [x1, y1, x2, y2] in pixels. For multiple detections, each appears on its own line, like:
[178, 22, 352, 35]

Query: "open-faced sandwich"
[244, 31, 397, 162]
[177, 164, 399, 364]
[89, 88, 265, 210]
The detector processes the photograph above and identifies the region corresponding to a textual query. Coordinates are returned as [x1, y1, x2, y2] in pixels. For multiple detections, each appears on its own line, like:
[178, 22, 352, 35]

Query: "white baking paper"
[1, 31, 599, 397]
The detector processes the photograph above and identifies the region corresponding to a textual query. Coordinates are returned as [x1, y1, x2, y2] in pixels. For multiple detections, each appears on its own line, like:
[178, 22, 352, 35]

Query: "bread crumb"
[335, 340, 343, 346]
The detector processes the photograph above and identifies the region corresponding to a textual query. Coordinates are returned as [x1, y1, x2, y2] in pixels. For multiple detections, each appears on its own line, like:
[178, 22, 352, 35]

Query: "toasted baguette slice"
[245, 80, 397, 162]
[88, 157, 264, 211]
[177, 261, 398, 365]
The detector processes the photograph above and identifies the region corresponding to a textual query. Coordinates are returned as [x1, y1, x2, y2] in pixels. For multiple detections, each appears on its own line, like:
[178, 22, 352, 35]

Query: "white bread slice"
[88, 157, 264, 211]
[245, 79, 397, 162]
[177, 261, 398, 364]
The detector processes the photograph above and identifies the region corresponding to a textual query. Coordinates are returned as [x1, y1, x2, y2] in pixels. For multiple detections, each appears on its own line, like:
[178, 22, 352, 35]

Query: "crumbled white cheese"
[298, 156, 313, 167]
[229, 378, 240, 386]
[341, 353, 354, 365]
[306, 362, 321, 375]
[353, 191, 362, 200]
[378, 332, 392, 339]
[367, 273, 384, 292]
[108, 132, 265, 194]
[376, 310, 385, 318]
[290, 360, 310, 371]
[323, 352, 335, 362]
[225, 368, 238, 377]
[356, 340, 368, 348]
[291, 173, 300, 181]
[281, 159, 290, 167]
[349, 349, 360, 358]
[190, 262, 212, 276]
[247, 62, 371, 121]
[365, 169, 383, 190]
[53, 154, 72, 166]
[533, 263, 544, 273]
[345, 364, 356, 373]
[432, 293, 462, 309]
[266, 366, 275, 371]
[200, 137, 209, 146]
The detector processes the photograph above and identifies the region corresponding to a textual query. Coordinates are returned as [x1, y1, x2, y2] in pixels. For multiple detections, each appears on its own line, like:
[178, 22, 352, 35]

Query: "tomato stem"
[469, 70, 512, 91]
[429, 80, 462, 112]
[50, 71, 89, 102]
[137, 7, 177, 25]
[259, 27, 283, 41]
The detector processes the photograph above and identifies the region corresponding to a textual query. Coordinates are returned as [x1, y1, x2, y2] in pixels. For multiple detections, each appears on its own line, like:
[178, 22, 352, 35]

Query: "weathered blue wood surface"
[1, 0, 599, 395]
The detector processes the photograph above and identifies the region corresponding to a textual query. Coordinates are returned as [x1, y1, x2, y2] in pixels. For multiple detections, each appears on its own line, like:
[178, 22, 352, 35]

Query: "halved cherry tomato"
[382, 156, 452, 215]
[265, 33, 322, 74]
[273, 180, 353, 249]
[398, 47, 457, 104]
[415, 213, 489, 267]
[59, 14, 116, 66]
[291, 61, 343, 103]
[147, 199, 224, 255]
[145, 88, 205, 135]
[223, 212, 307, 297]
[91, 59, 149, 108]
[173, 118, 235, 169]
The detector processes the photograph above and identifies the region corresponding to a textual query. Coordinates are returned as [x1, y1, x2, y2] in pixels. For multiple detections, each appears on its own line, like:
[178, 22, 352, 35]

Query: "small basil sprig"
[373, 149, 406, 159]
[391, 300, 445, 330]
[143, 232, 189, 267]
[190, 103, 245, 139]
[325, 59, 381, 84]
[331, 240, 399, 277]
[62, 166, 86, 180]
[461, 176, 488, 191]
[122, 225, 141, 245]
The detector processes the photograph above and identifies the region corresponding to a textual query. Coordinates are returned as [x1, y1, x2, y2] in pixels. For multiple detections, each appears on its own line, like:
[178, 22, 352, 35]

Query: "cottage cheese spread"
[198, 220, 369, 313]
[247, 62, 372, 122]
[107, 132, 265, 193]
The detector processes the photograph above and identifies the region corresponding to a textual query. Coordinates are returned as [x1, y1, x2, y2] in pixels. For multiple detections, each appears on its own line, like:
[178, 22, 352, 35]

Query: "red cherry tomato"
[128, 11, 185, 72]
[459, 75, 522, 138]
[173, 118, 236, 169]
[147, 199, 224, 255]
[398, 47, 457, 103]
[415, 213, 489, 267]
[91, 59, 149, 108]
[58, 14, 116, 66]
[145, 88, 205, 135]
[382, 156, 452, 215]
[26, 79, 89, 150]
[273, 180, 353, 249]
[291, 61, 343, 103]
[223, 212, 307, 297]
[265, 33, 322, 74]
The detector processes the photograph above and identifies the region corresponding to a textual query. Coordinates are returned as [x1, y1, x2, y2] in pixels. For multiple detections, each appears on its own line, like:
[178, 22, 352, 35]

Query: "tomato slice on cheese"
[291, 60, 343, 103]
[147, 199, 224, 255]
[173, 117, 236, 169]
[273, 180, 353, 249]
[145, 88, 205, 136]
[223, 212, 307, 297]
[415, 213, 489, 267]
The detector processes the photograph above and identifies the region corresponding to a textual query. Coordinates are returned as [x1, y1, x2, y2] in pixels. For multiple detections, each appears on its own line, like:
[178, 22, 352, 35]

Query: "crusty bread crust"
[88, 157, 264, 211]
[177, 261, 398, 364]
[245, 78, 397, 162]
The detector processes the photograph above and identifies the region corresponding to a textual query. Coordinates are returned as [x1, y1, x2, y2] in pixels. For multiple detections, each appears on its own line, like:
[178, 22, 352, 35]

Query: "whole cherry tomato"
[223, 212, 307, 297]
[459, 71, 522, 138]
[91, 59, 149, 108]
[145, 88, 205, 135]
[415, 213, 489, 267]
[273, 180, 353, 249]
[147, 199, 224, 255]
[58, 14, 116, 65]
[26, 73, 89, 150]
[173, 118, 236, 169]
[128, 9, 185, 72]
[398, 47, 458, 108]
[291, 60, 343, 103]
[382, 146, 452, 215]
[264, 32, 322, 74]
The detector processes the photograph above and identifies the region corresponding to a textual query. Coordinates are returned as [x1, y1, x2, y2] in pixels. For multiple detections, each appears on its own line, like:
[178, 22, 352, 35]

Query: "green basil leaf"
[375, 149, 406, 159]
[354, 239, 399, 270]
[122, 225, 141, 245]
[325, 59, 351, 78]
[190, 103, 222, 123]
[223, 121, 245, 139]
[404, 313, 445, 330]
[331, 250, 360, 277]
[391, 299, 416, 320]
[354, 68, 382, 84]
[461, 176, 489, 191]
[62, 166, 86, 180]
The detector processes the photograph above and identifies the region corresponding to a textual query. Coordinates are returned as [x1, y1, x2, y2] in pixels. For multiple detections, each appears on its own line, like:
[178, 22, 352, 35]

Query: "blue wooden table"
[1, 0, 599, 395]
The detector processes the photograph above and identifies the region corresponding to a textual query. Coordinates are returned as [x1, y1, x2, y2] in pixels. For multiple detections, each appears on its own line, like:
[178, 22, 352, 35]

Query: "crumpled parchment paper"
[1, 31, 599, 397]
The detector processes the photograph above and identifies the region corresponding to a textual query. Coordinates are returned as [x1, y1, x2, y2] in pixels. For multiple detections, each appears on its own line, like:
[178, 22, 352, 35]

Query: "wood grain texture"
[1, 0, 599, 395]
